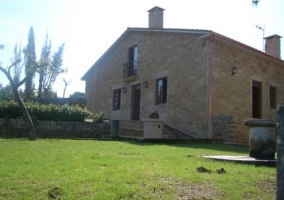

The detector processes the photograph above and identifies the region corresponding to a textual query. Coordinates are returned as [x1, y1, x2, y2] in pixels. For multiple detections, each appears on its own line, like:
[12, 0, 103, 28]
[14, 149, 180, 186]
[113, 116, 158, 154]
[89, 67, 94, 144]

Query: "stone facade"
[82, 7, 284, 144]
[210, 38, 284, 144]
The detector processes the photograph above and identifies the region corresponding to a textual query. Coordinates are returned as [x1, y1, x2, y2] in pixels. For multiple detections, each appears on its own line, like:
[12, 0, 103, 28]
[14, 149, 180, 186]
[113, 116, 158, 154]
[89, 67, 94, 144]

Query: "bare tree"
[62, 78, 72, 98]
[0, 59, 35, 139]
[0, 45, 44, 140]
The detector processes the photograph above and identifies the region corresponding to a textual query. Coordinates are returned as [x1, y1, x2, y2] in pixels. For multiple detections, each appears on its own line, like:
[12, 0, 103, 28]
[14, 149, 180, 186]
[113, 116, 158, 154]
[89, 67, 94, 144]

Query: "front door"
[132, 84, 140, 120]
[252, 81, 262, 118]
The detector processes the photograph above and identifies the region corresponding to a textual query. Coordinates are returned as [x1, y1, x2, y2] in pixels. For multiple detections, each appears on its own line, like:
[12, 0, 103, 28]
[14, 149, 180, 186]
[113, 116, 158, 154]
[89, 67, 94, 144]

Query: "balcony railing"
[123, 60, 137, 79]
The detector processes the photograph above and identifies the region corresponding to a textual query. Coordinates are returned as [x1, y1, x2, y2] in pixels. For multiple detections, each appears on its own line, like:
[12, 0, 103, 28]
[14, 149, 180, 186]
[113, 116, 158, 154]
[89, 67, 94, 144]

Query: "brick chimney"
[148, 6, 165, 29]
[264, 34, 282, 59]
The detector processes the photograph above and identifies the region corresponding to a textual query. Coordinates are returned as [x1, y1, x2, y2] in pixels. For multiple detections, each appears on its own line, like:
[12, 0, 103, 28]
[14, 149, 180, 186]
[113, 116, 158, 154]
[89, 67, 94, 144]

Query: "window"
[156, 77, 167, 104]
[270, 86, 276, 109]
[127, 46, 138, 77]
[113, 89, 121, 110]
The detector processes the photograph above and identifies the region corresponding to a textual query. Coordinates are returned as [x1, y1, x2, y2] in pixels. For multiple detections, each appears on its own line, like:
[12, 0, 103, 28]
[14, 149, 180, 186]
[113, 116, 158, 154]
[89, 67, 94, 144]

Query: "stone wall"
[0, 118, 110, 139]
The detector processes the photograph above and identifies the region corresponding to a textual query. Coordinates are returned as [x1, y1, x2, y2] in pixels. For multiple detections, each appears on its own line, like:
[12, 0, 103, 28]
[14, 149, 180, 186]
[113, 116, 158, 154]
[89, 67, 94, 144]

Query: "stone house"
[81, 6, 284, 144]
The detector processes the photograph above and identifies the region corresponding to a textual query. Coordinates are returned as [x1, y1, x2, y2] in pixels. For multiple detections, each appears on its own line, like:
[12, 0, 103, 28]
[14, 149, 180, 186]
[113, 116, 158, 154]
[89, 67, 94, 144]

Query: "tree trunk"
[38, 73, 43, 98]
[13, 87, 36, 140]
[277, 105, 284, 200]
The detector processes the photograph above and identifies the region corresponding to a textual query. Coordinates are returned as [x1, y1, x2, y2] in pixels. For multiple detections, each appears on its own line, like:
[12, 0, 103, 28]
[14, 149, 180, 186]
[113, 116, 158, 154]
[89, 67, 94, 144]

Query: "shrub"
[0, 101, 91, 122]
[0, 101, 22, 118]
[92, 111, 104, 123]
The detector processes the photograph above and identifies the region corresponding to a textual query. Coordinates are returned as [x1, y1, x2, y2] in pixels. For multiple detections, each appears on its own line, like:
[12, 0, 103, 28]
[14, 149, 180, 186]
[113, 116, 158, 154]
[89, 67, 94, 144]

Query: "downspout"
[208, 38, 213, 138]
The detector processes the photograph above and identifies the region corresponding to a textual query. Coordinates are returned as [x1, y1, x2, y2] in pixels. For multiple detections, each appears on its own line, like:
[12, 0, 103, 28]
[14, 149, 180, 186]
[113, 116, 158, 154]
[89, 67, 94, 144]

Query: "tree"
[62, 78, 72, 98]
[0, 45, 37, 140]
[24, 27, 36, 100]
[12, 41, 23, 85]
[37, 33, 51, 98]
[69, 91, 85, 98]
[37, 39, 66, 98]
[0, 84, 13, 100]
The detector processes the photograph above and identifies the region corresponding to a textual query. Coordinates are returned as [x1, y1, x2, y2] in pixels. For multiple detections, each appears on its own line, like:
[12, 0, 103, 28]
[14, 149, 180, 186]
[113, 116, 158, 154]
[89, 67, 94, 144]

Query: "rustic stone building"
[82, 6, 284, 144]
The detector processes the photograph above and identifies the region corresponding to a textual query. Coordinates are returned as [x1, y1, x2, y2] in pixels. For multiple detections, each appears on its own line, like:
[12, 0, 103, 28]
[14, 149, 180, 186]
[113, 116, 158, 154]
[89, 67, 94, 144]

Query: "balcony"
[123, 60, 137, 82]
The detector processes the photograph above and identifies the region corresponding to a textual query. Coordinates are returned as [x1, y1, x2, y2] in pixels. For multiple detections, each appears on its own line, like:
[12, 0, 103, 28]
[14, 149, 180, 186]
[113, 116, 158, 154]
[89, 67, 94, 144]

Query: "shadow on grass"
[116, 139, 249, 154]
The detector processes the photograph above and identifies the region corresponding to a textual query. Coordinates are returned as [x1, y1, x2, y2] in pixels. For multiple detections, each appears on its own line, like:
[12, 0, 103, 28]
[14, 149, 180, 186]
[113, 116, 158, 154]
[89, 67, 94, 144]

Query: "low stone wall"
[0, 118, 110, 139]
[119, 120, 144, 138]
[211, 115, 249, 144]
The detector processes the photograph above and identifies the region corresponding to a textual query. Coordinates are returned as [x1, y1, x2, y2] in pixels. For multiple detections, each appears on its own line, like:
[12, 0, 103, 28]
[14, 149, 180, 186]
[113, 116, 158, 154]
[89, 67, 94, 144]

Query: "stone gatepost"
[244, 119, 276, 160]
[277, 105, 284, 200]
[142, 119, 164, 138]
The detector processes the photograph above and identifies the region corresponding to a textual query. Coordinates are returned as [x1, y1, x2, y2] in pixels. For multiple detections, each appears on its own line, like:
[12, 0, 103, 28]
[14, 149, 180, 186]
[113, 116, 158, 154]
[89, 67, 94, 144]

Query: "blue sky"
[0, 0, 283, 97]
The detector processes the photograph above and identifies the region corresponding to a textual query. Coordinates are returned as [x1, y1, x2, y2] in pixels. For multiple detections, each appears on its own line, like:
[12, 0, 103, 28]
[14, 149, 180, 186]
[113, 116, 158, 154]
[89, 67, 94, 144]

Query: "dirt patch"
[48, 187, 63, 199]
[256, 178, 276, 192]
[175, 182, 222, 200]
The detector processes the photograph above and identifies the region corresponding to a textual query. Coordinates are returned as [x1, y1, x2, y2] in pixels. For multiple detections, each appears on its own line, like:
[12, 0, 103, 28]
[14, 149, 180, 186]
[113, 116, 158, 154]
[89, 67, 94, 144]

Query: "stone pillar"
[277, 105, 284, 200]
[244, 119, 276, 160]
[142, 119, 164, 138]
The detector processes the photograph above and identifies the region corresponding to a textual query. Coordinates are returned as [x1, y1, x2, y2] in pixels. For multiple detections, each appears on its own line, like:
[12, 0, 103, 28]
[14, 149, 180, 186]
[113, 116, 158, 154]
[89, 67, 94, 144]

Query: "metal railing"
[123, 60, 137, 78]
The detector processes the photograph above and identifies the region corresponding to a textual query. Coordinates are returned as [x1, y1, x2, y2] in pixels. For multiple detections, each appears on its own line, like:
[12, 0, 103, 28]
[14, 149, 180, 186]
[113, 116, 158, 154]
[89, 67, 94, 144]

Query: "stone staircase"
[162, 124, 195, 139]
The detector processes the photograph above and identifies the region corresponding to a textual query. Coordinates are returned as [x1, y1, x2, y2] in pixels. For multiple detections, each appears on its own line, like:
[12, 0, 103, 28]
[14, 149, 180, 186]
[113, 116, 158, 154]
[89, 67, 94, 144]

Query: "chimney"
[264, 34, 282, 59]
[148, 6, 165, 29]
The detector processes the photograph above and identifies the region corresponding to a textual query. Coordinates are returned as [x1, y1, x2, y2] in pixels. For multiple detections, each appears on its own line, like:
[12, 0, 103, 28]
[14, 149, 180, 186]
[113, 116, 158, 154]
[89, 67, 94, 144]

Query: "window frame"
[113, 89, 121, 111]
[155, 77, 167, 105]
[127, 45, 138, 76]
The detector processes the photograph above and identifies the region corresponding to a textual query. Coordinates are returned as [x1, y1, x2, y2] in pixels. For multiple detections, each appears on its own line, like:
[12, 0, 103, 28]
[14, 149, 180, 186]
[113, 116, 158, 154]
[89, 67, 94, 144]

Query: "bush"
[0, 101, 91, 122]
[0, 101, 22, 118]
[92, 111, 104, 123]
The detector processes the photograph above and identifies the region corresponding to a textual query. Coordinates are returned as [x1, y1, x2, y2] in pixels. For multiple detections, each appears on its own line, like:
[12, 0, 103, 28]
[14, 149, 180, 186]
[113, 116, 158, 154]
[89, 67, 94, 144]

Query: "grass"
[0, 139, 276, 199]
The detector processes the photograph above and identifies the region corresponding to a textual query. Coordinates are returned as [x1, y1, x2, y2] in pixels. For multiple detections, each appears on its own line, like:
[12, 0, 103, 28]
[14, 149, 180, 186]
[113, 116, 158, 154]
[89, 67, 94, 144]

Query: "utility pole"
[277, 105, 284, 200]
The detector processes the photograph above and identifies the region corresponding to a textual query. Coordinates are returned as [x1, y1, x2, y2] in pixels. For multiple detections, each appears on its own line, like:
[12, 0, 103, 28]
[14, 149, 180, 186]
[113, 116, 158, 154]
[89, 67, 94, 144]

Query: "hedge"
[0, 101, 91, 122]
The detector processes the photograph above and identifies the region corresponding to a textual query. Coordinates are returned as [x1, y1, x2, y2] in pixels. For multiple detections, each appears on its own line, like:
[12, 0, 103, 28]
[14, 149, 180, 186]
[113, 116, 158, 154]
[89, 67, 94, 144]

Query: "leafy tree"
[69, 91, 85, 98]
[43, 43, 66, 97]
[0, 84, 13, 100]
[37, 33, 51, 98]
[24, 27, 36, 100]
[12, 41, 23, 85]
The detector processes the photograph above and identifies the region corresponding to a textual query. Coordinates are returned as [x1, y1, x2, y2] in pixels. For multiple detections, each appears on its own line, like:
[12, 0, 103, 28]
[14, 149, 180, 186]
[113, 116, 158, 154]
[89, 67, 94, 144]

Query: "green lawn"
[0, 139, 276, 199]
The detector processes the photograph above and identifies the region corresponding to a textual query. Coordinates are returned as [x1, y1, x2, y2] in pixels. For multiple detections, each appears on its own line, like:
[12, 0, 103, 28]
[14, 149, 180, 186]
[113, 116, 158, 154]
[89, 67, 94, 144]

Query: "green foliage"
[0, 101, 91, 121]
[0, 84, 13, 100]
[0, 101, 22, 118]
[92, 111, 104, 123]
[69, 91, 85, 98]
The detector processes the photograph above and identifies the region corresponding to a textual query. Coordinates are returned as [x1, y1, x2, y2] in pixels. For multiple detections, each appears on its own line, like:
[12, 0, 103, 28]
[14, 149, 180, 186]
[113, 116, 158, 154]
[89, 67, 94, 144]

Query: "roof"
[81, 27, 284, 80]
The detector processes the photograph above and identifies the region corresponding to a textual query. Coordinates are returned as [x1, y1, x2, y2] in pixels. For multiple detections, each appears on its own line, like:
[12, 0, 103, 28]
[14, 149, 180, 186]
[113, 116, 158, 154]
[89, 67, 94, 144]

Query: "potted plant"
[149, 110, 159, 119]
